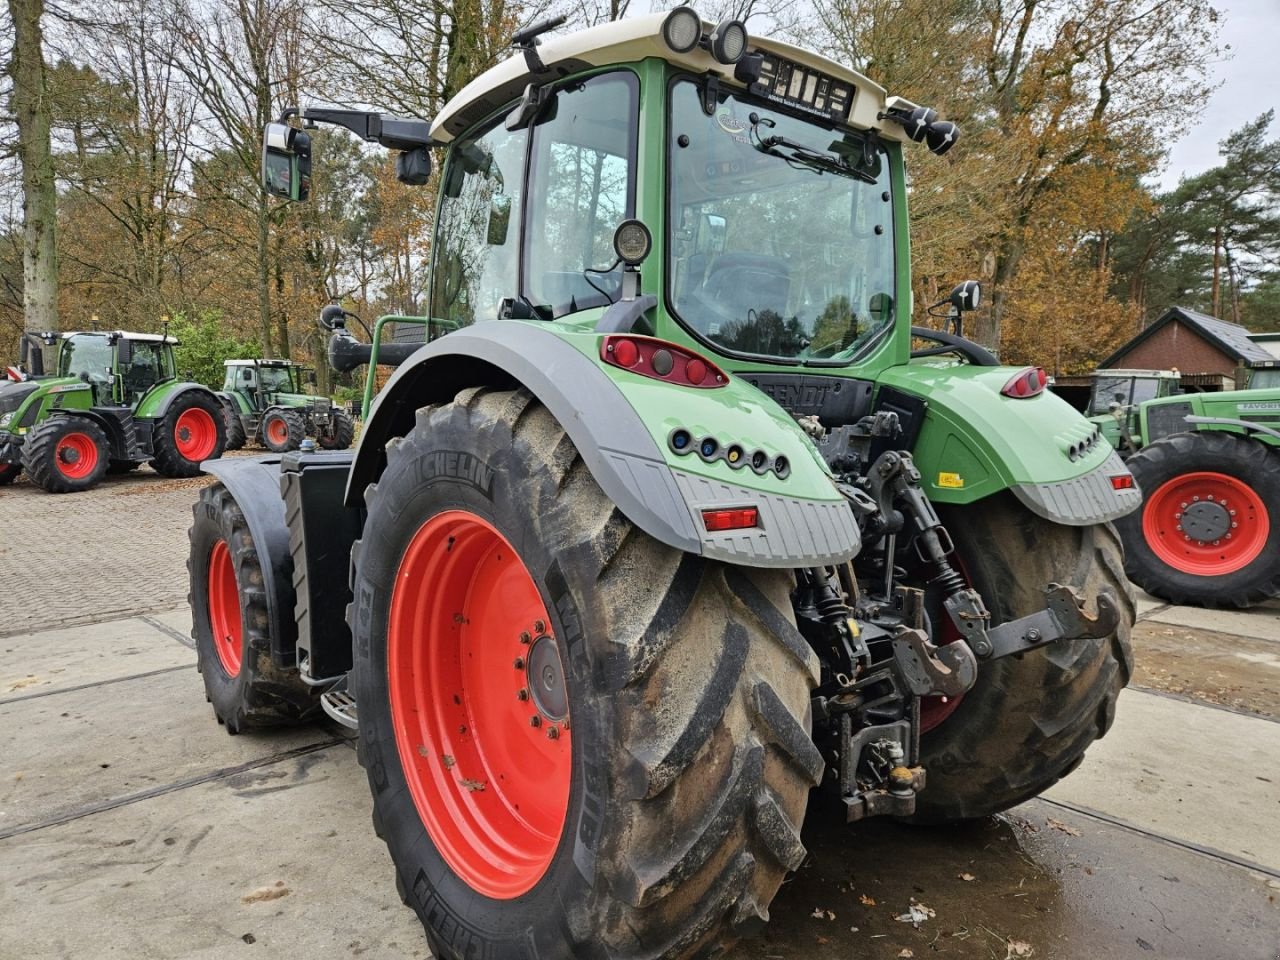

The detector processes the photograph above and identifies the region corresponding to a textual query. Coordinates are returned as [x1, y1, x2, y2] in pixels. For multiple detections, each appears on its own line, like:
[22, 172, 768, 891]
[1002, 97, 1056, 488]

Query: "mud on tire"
[349, 387, 823, 960]
[910, 493, 1134, 822]
[188, 482, 318, 732]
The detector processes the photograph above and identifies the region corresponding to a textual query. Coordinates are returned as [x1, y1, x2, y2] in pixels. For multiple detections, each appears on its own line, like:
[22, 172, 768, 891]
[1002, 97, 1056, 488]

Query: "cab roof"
[223, 359, 297, 367]
[63, 331, 175, 343]
[431, 12, 901, 144]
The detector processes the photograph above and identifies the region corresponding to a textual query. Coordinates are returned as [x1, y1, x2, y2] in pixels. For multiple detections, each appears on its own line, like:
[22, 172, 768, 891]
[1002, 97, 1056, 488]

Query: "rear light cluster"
[1001, 366, 1047, 399]
[1110, 474, 1135, 490]
[668, 428, 790, 478]
[701, 507, 759, 531]
[601, 335, 728, 389]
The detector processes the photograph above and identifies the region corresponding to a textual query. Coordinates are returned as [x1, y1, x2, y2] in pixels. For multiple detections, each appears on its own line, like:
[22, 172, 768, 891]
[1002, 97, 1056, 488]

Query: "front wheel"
[319, 408, 355, 450]
[21, 416, 110, 493]
[260, 407, 304, 452]
[1117, 432, 1280, 608]
[350, 388, 822, 960]
[152, 391, 226, 477]
[909, 493, 1134, 822]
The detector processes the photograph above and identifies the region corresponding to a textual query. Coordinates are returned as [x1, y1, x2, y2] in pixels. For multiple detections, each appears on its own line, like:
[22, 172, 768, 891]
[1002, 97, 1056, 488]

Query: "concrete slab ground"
[2, 604, 1278, 960]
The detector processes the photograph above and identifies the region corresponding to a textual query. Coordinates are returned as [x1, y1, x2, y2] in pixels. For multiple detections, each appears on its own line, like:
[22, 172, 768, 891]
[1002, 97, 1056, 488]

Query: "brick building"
[1100, 306, 1274, 390]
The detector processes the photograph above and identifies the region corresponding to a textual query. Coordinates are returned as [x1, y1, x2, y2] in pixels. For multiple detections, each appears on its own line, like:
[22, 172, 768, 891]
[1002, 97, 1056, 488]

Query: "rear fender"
[877, 363, 1141, 525]
[348, 322, 861, 567]
[134, 382, 216, 420]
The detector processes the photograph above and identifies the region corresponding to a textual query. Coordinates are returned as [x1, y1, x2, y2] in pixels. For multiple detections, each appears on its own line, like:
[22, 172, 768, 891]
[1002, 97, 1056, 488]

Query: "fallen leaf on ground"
[958, 872, 976, 882]
[7, 676, 38, 692]
[241, 881, 289, 903]
[859, 894, 876, 906]
[898, 950, 914, 958]
[894, 901, 935, 927]
[1006, 939, 1033, 958]
[1046, 818, 1081, 837]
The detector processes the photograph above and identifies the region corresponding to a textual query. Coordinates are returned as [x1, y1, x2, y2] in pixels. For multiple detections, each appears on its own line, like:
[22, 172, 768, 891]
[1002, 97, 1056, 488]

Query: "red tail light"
[1110, 474, 1135, 490]
[1001, 366, 1047, 399]
[701, 507, 759, 531]
[601, 336, 728, 388]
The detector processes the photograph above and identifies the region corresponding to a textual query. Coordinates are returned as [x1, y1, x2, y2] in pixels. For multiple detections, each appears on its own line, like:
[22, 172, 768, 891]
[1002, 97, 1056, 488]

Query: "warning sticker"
[937, 472, 965, 489]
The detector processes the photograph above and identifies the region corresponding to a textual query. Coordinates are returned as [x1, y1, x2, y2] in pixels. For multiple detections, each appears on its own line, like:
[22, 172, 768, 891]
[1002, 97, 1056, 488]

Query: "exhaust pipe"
[327, 329, 422, 373]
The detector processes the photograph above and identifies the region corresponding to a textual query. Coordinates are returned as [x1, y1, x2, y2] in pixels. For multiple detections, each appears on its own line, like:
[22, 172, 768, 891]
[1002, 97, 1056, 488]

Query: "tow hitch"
[943, 581, 1120, 660]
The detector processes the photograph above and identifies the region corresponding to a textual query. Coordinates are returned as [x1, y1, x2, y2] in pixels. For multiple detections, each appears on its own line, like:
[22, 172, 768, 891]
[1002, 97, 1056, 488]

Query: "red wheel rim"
[1142, 471, 1269, 575]
[55, 432, 99, 479]
[175, 407, 218, 461]
[389, 510, 571, 900]
[207, 539, 242, 676]
[266, 418, 288, 446]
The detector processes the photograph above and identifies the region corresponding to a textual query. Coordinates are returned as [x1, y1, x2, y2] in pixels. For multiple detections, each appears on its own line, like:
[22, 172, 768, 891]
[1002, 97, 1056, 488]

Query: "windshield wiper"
[748, 113, 877, 184]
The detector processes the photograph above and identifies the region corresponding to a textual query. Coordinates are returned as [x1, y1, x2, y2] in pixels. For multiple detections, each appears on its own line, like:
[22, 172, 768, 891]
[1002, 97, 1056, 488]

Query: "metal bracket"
[891, 626, 977, 697]
[980, 583, 1120, 659]
[840, 718, 925, 822]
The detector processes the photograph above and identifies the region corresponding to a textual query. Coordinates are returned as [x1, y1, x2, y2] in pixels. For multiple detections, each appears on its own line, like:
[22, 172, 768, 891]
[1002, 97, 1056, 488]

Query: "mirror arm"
[290, 107, 434, 152]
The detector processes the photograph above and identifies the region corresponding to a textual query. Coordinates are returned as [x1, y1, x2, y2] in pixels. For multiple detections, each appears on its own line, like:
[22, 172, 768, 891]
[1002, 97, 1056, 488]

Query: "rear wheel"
[0, 462, 20, 485]
[21, 416, 110, 493]
[188, 483, 318, 732]
[319, 408, 355, 450]
[909, 493, 1133, 822]
[261, 407, 304, 452]
[152, 391, 226, 477]
[1117, 432, 1280, 608]
[350, 388, 821, 960]
[221, 399, 247, 451]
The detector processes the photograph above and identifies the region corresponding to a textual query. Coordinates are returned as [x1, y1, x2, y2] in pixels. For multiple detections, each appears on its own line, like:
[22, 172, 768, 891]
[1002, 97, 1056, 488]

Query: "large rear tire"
[910, 493, 1133, 822]
[188, 483, 319, 732]
[21, 416, 110, 493]
[350, 387, 822, 959]
[1116, 432, 1280, 608]
[152, 391, 226, 478]
[319, 408, 355, 450]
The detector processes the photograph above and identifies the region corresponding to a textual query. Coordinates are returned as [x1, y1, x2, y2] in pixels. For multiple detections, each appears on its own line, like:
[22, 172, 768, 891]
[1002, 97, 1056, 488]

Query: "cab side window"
[429, 122, 528, 328]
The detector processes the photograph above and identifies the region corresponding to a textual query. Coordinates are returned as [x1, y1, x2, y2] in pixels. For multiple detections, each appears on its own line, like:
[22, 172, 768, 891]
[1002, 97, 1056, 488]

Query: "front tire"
[1117, 432, 1280, 608]
[319, 408, 355, 450]
[260, 407, 304, 452]
[350, 388, 822, 959]
[188, 483, 318, 732]
[21, 416, 110, 493]
[152, 391, 226, 477]
[910, 494, 1134, 822]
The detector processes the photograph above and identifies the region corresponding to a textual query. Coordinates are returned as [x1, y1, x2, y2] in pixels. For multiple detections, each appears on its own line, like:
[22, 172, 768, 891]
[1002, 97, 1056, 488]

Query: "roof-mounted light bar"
[662, 8, 750, 65]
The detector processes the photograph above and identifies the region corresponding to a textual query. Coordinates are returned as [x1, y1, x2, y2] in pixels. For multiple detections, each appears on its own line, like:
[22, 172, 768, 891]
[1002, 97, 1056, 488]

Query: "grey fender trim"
[1010, 449, 1142, 526]
[201, 455, 297, 666]
[347, 325, 704, 553]
[346, 324, 862, 565]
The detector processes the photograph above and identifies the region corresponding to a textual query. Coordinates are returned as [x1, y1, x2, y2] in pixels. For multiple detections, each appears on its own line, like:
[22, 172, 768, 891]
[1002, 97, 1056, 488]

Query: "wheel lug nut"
[1231, 522, 1238, 528]
[514, 657, 525, 669]
[533, 619, 546, 634]
[529, 715, 542, 728]
[546, 726, 559, 740]
[519, 631, 531, 644]
[517, 689, 529, 701]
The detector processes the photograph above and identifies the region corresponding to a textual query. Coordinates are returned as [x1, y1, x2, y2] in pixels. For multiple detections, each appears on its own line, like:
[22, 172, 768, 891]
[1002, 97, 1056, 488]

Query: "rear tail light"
[601, 336, 728, 388]
[1001, 366, 1047, 399]
[701, 507, 759, 531]
[1110, 474, 1135, 490]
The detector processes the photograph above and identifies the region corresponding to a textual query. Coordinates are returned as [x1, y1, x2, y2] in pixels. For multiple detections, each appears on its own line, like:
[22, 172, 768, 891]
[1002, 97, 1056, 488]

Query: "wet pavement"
[1, 473, 1278, 959]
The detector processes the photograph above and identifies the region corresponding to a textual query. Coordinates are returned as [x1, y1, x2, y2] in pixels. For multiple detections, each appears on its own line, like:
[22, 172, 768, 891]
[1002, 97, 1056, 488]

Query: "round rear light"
[652, 349, 674, 376]
[612, 339, 639, 367]
[685, 358, 707, 384]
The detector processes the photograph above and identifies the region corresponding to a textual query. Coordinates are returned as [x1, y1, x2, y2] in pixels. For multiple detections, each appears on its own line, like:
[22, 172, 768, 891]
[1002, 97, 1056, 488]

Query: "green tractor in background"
[218, 359, 356, 453]
[1086, 368, 1181, 454]
[0, 330, 226, 493]
[187, 12, 1142, 958]
[1108, 359, 1280, 608]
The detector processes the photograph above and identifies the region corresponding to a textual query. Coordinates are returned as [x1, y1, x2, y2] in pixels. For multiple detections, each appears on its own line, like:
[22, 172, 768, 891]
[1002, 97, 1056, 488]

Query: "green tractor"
[1, 330, 226, 492]
[1110, 361, 1280, 608]
[218, 359, 356, 452]
[1086, 368, 1181, 454]
[187, 12, 1139, 958]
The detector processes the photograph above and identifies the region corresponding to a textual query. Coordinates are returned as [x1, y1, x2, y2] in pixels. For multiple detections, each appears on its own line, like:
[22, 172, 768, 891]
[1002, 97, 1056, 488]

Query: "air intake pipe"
[327, 328, 422, 373]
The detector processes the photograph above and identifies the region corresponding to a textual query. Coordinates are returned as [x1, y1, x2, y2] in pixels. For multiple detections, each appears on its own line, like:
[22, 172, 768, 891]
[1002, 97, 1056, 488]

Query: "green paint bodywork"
[1138, 388, 1280, 449]
[346, 57, 1115, 509]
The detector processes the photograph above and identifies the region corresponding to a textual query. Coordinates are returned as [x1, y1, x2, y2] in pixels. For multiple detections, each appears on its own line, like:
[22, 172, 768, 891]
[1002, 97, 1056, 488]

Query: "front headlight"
[0, 412, 13, 427]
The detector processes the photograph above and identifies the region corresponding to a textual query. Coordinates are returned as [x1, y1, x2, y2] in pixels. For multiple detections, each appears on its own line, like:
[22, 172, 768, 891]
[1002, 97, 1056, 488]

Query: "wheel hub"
[1180, 500, 1231, 542]
[59, 447, 81, 465]
[527, 634, 568, 721]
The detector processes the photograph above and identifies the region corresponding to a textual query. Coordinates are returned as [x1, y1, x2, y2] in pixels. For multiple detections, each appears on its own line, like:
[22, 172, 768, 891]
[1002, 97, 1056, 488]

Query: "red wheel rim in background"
[265, 418, 289, 446]
[207, 539, 242, 676]
[55, 432, 99, 479]
[1142, 471, 1269, 576]
[388, 510, 572, 900]
[175, 407, 218, 461]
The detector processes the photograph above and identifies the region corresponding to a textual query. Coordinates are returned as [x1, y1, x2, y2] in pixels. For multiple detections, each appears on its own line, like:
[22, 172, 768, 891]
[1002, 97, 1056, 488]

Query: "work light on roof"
[662, 7, 702, 54]
[709, 19, 748, 64]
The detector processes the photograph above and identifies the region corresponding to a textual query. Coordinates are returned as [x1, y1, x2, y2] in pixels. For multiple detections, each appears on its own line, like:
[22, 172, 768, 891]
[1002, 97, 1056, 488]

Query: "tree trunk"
[8, 0, 59, 331]
[256, 197, 273, 354]
[1211, 223, 1221, 318]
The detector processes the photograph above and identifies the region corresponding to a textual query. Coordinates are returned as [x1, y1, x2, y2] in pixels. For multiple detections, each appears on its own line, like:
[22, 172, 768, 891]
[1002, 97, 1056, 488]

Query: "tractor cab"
[55, 332, 178, 408]
[1246, 360, 1280, 390]
[222, 360, 306, 409]
[1088, 368, 1181, 453]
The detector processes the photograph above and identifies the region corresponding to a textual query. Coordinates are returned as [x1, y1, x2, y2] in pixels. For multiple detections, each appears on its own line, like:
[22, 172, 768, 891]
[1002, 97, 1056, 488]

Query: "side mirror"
[243, 369, 254, 381]
[396, 146, 432, 186]
[701, 213, 727, 254]
[949, 280, 981, 312]
[117, 338, 133, 365]
[261, 122, 312, 201]
[319, 304, 347, 331]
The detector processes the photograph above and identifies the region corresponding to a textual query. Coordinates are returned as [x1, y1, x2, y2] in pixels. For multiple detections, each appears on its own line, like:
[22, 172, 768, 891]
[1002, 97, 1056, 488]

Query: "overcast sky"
[1157, 0, 1280, 189]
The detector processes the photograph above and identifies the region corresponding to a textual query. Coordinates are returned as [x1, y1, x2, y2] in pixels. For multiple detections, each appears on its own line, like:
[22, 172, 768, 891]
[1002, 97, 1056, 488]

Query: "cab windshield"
[258, 367, 297, 393]
[667, 80, 896, 363]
